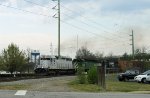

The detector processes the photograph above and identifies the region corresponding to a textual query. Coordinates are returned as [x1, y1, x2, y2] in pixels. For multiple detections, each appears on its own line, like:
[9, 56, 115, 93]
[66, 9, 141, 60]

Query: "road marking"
[15, 90, 27, 96]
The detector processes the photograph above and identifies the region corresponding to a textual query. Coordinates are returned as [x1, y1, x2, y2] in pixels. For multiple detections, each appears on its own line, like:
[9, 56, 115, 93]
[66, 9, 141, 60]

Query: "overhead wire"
[63, 3, 130, 42]
[59, 12, 130, 42]
[0, 2, 115, 42]
[22, 0, 130, 43]
[60, 19, 127, 43]
[0, 3, 50, 17]
[0, 1, 129, 46]
[60, 3, 129, 36]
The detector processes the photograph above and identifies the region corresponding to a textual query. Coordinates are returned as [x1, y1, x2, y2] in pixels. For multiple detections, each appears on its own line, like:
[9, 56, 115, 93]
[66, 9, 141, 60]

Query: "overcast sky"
[0, 0, 150, 58]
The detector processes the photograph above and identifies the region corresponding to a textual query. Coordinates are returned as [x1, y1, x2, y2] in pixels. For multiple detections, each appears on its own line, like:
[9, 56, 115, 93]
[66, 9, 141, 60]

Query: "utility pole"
[58, 0, 60, 58]
[130, 30, 135, 59]
[77, 35, 78, 52]
[52, 0, 61, 58]
[50, 43, 53, 55]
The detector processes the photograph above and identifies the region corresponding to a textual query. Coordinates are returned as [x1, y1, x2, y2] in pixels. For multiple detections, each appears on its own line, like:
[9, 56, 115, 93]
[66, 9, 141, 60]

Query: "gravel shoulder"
[0, 76, 76, 92]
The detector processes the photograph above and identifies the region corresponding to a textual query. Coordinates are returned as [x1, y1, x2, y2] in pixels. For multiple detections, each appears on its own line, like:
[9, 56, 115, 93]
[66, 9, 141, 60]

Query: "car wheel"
[118, 79, 123, 81]
[124, 77, 128, 82]
[141, 78, 146, 83]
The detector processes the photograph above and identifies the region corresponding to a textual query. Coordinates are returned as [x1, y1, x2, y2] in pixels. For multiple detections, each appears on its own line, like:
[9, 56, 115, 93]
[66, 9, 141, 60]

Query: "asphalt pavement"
[0, 90, 150, 98]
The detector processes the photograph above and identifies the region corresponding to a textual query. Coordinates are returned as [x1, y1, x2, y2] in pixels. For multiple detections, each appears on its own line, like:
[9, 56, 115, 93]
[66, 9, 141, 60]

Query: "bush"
[87, 66, 98, 84]
[78, 73, 86, 84]
[77, 65, 86, 84]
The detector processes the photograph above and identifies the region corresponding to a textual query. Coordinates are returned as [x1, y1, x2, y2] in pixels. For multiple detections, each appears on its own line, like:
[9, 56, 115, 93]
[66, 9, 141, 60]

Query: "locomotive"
[34, 55, 76, 74]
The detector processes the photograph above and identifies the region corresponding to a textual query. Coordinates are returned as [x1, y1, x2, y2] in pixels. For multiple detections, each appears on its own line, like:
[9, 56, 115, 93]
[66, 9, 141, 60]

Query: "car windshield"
[125, 70, 136, 74]
[124, 69, 140, 74]
[141, 70, 150, 75]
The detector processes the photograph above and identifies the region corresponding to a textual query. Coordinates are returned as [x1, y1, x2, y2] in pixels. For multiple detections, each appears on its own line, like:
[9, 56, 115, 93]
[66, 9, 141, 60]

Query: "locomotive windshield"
[41, 58, 51, 60]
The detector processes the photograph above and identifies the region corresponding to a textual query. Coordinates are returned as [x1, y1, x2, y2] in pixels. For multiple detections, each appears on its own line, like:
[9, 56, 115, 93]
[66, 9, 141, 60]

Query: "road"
[0, 76, 150, 98]
[0, 90, 150, 98]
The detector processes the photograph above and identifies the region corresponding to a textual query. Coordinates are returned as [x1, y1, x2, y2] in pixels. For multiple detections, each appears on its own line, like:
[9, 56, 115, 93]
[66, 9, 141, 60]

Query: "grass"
[107, 81, 150, 92]
[0, 84, 29, 90]
[68, 74, 150, 92]
[68, 79, 101, 92]
[106, 74, 150, 92]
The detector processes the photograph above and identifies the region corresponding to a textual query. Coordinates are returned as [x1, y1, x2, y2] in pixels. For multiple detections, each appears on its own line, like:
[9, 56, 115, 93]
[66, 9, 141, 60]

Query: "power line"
[23, 0, 130, 43]
[0, 1, 129, 44]
[0, 3, 51, 17]
[0, 3, 115, 42]
[23, 0, 47, 7]
[23, 0, 129, 41]
[1, 2, 129, 56]
[60, 20, 128, 43]
[60, 12, 130, 41]
[60, 3, 129, 36]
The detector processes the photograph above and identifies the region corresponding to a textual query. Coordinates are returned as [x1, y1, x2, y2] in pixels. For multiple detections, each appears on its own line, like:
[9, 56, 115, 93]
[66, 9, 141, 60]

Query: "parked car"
[0, 71, 10, 74]
[134, 70, 150, 83]
[118, 69, 139, 81]
[146, 73, 150, 83]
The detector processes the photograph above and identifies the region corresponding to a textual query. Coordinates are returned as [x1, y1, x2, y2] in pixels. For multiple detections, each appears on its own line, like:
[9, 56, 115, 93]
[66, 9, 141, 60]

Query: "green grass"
[68, 74, 150, 92]
[106, 74, 150, 92]
[68, 79, 101, 92]
[107, 81, 150, 92]
[0, 84, 29, 90]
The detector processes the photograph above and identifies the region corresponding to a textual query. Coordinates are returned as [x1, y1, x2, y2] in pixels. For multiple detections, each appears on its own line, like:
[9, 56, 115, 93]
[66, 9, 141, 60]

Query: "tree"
[134, 47, 150, 61]
[76, 47, 96, 60]
[95, 51, 104, 61]
[0, 43, 27, 74]
[0, 56, 4, 70]
[120, 52, 132, 60]
[120, 47, 150, 61]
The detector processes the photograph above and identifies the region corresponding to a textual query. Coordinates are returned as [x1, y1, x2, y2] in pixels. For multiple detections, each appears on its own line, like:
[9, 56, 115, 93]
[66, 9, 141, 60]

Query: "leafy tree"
[0, 43, 27, 74]
[120, 52, 132, 60]
[76, 47, 96, 60]
[120, 47, 150, 61]
[0, 56, 4, 70]
[134, 47, 150, 61]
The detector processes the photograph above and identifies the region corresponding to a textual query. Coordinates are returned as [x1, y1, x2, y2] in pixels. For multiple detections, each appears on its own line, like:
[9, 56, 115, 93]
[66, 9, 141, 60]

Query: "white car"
[0, 71, 10, 74]
[146, 74, 150, 83]
[134, 70, 150, 83]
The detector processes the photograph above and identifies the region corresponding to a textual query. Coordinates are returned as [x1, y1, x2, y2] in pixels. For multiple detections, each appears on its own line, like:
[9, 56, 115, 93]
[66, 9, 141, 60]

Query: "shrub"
[77, 65, 86, 84]
[87, 66, 98, 84]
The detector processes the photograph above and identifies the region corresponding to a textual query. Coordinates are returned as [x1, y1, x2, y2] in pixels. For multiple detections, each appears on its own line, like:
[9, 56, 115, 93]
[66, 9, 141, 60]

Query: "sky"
[0, 0, 150, 58]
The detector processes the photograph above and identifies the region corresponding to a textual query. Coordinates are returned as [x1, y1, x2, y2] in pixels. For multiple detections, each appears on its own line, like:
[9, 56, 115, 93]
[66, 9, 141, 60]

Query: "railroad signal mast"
[52, 0, 61, 58]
